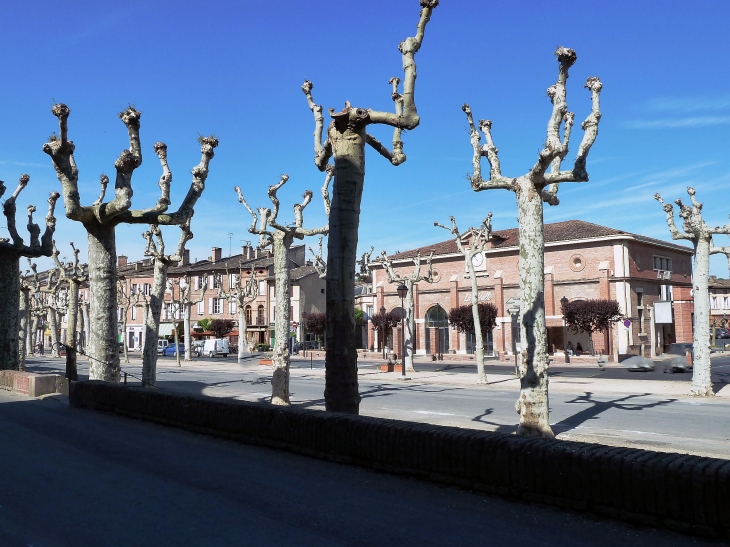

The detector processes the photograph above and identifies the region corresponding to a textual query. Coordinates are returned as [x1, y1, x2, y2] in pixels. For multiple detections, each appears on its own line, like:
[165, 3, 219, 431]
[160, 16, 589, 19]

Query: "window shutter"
[197, 301, 204, 315]
[209, 276, 214, 289]
[193, 277, 198, 290]
[230, 301, 237, 314]
[131, 306, 136, 320]
[208, 298, 213, 314]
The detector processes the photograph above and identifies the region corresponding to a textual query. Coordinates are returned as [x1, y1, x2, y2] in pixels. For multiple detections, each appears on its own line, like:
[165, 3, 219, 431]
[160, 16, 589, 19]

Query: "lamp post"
[302, 311, 307, 358]
[560, 296, 570, 364]
[434, 302, 443, 360]
[507, 304, 520, 376]
[397, 283, 408, 378]
[380, 305, 386, 360]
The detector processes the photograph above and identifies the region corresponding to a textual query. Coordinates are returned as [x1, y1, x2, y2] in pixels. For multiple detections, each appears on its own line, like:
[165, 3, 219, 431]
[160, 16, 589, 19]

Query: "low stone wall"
[70, 381, 730, 539]
[0, 370, 65, 397]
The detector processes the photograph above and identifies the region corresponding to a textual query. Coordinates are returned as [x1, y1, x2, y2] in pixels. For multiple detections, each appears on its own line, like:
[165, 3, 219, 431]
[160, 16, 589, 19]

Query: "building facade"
[365, 220, 694, 360]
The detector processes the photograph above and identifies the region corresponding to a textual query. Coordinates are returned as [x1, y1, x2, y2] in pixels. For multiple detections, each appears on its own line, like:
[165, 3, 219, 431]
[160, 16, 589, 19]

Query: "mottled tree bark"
[301, 0, 438, 413]
[141, 224, 192, 386]
[18, 282, 31, 371]
[44, 105, 216, 381]
[218, 266, 256, 360]
[0, 177, 59, 370]
[174, 276, 207, 361]
[435, 214, 492, 383]
[235, 171, 330, 405]
[463, 48, 602, 437]
[379, 250, 433, 373]
[656, 189, 728, 396]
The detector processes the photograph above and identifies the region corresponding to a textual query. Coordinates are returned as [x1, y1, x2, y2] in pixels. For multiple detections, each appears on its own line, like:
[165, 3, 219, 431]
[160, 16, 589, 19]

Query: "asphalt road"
[0, 390, 714, 547]
[27, 354, 730, 458]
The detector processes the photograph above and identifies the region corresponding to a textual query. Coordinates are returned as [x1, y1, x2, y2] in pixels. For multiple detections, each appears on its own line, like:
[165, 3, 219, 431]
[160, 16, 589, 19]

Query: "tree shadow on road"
[552, 391, 677, 435]
[471, 408, 517, 434]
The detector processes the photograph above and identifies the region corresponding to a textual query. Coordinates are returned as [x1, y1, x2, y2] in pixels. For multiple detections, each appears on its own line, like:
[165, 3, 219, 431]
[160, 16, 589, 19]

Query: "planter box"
[258, 359, 272, 366]
[379, 363, 403, 372]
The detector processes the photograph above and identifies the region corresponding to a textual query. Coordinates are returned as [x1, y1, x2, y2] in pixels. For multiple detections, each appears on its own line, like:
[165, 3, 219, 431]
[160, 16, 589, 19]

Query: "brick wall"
[70, 381, 730, 540]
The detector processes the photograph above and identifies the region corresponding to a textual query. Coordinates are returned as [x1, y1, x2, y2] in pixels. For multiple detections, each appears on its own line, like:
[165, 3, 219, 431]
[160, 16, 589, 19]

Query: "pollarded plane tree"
[18, 266, 34, 370]
[308, 236, 327, 279]
[172, 274, 208, 361]
[378, 249, 434, 373]
[44, 104, 217, 382]
[217, 264, 256, 359]
[117, 279, 140, 364]
[140, 222, 193, 385]
[51, 242, 88, 380]
[27, 257, 66, 359]
[0, 175, 59, 370]
[357, 246, 375, 282]
[654, 188, 729, 396]
[462, 47, 603, 438]
[435, 213, 492, 384]
[235, 171, 331, 405]
[301, 0, 438, 413]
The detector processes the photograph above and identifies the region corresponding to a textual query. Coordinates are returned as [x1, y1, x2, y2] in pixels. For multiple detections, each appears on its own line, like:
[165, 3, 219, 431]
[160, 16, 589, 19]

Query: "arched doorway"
[466, 329, 494, 356]
[425, 306, 449, 355]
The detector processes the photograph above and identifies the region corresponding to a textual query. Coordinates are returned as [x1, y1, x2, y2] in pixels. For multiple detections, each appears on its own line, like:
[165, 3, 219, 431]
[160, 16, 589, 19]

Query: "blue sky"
[2, 0, 730, 276]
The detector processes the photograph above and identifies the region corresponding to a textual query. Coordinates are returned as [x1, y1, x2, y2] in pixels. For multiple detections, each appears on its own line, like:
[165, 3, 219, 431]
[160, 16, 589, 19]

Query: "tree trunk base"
[689, 386, 715, 397]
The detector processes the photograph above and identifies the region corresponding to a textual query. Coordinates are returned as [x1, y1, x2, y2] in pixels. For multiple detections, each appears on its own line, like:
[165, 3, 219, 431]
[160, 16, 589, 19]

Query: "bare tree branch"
[301, 80, 333, 171]
[308, 236, 327, 279]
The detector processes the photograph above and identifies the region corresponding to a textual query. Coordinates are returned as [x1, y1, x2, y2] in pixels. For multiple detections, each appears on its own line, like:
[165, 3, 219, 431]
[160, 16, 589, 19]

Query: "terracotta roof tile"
[384, 220, 691, 260]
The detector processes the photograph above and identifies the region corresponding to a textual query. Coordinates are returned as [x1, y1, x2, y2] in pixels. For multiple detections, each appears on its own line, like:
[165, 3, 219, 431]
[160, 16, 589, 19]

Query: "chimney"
[135, 263, 140, 271]
[211, 247, 222, 262]
[306, 260, 312, 266]
[118, 255, 128, 267]
[254, 248, 260, 259]
[181, 249, 190, 266]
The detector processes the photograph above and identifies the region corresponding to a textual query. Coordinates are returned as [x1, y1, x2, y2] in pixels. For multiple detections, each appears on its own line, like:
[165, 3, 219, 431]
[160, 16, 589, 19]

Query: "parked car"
[118, 342, 125, 353]
[162, 344, 184, 357]
[715, 328, 730, 339]
[203, 338, 229, 358]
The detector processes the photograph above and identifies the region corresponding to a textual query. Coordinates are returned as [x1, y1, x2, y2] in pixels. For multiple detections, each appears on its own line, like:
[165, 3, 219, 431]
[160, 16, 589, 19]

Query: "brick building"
[117, 244, 325, 350]
[365, 220, 694, 361]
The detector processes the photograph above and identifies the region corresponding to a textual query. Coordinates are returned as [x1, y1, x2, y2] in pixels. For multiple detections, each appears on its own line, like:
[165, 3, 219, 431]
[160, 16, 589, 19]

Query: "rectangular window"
[638, 309, 644, 333]
[660, 285, 673, 301]
[197, 301, 204, 315]
[213, 298, 222, 314]
[229, 301, 237, 315]
[131, 306, 137, 320]
[144, 283, 151, 296]
[636, 289, 643, 307]
[724, 296, 729, 309]
[213, 275, 222, 289]
[259, 280, 266, 295]
[131, 283, 138, 295]
[229, 274, 238, 288]
[712, 296, 719, 309]
[367, 305, 373, 321]
[652, 255, 672, 271]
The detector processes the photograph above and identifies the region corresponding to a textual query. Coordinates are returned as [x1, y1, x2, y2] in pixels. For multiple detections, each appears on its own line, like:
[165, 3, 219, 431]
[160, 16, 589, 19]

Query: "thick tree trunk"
[121, 314, 129, 363]
[183, 304, 192, 361]
[271, 232, 292, 405]
[691, 237, 713, 396]
[80, 302, 89, 355]
[467, 260, 487, 384]
[48, 310, 60, 358]
[29, 315, 38, 356]
[238, 306, 248, 360]
[325, 127, 365, 414]
[514, 177, 553, 438]
[173, 323, 181, 367]
[86, 223, 120, 381]
[0, 253, 20, 370]
[65, 280, 80, 381]
[404, 282, 416, 373]
[18, 287, 30, 371]
[142, 261, 166, 387]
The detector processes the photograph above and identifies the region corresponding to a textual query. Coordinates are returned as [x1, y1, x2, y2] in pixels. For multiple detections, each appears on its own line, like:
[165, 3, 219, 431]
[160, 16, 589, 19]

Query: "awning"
[158, 323, 174, 337]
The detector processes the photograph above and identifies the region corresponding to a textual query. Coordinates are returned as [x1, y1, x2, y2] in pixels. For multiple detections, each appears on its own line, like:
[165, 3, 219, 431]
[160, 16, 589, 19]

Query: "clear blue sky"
[3, 1, 730, 276]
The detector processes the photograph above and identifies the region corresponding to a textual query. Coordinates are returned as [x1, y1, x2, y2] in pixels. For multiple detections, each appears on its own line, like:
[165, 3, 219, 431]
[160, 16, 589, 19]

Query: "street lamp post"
[397, 283, 408, 378]
[379, 305, 386, 360]
[507, 304, 520, 376]
[560, 296, 570, 364]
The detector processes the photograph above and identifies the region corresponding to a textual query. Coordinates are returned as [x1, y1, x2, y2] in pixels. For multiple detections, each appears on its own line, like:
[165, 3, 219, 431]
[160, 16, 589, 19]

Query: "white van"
[157, 339, 170, 355]
[203, 338, 229, 358]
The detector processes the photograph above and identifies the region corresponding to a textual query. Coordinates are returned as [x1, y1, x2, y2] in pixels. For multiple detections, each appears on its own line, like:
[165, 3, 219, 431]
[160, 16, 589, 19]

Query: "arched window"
[425, 305, 449, 354]
[257, 305, 265, 325]
[245, 305, 252, 324]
